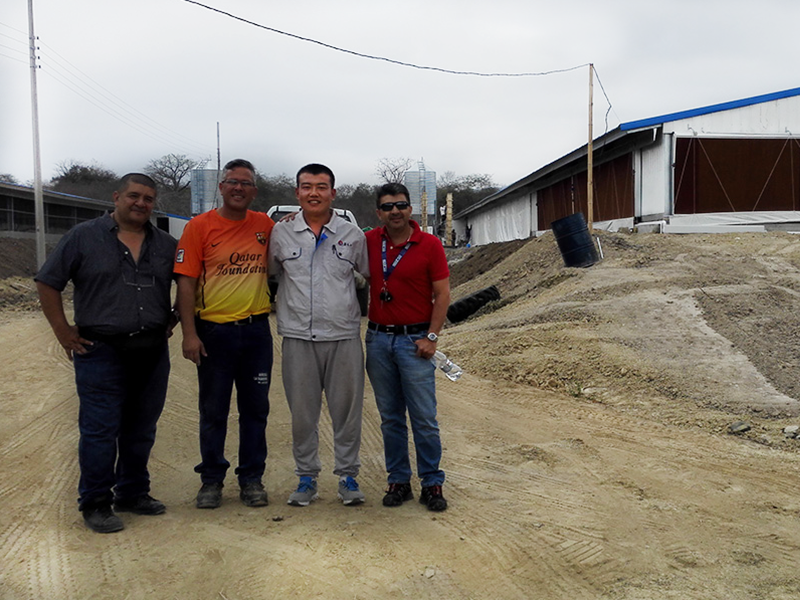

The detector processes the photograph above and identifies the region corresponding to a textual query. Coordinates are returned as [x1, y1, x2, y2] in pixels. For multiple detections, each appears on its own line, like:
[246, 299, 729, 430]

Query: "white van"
[267, 205, 358, 228]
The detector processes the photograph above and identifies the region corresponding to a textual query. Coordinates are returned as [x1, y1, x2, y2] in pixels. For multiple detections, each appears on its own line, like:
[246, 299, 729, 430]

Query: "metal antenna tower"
[418, 159, 428, 230]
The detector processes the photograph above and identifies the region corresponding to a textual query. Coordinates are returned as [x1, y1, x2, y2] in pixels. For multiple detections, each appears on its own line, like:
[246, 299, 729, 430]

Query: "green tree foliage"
[49, 160, 118, 200]
[335, 183, 379, 229]
[252, 172, 296, 212]
[0, 173, 19, 184]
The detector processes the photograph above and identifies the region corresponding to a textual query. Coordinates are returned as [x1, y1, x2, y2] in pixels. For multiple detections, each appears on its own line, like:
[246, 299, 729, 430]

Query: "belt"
[367, 321, 430, 335]
[203, 312, 270, 326]
[79, 326, 166, 344]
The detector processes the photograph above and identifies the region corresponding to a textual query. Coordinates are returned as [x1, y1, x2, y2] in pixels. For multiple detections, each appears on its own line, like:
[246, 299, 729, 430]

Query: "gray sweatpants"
[281, 337, 364, 478]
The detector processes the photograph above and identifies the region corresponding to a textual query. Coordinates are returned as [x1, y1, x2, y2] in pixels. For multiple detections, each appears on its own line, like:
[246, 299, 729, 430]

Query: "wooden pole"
[446, 192, 453, 246]
[28, 0, 45, 268]
[587, 63, 594, 231]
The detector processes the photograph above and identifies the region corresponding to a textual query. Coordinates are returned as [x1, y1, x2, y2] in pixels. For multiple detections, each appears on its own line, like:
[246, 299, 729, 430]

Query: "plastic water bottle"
[431, 350, 463, 381]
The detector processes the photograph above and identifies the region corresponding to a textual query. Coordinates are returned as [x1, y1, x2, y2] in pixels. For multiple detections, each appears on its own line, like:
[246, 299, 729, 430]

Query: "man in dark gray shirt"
[35, 173, 177, 534]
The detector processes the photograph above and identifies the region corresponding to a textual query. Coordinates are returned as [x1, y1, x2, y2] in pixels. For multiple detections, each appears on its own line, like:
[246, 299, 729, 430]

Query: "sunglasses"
[379, 201, 411, 212]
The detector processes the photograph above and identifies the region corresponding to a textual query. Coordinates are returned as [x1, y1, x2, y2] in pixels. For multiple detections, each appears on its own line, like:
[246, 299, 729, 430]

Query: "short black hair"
[117, 173, 157, 194]
[296, 163, 335, 188]
[222, 158, 256, 180]
[376, 182, 410, 207]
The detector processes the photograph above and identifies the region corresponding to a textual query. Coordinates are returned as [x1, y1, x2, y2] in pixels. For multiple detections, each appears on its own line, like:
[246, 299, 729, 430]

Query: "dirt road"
[1, 315, 799, 599]
[3, 231, 800, 598]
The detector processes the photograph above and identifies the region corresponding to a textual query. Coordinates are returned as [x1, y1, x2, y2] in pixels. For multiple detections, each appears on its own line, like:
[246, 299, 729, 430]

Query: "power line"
[38, 41, 211, 154]
[1, 20, 211, 159]
[42, 65, 198, 150]
[182, 0, 588, 78]
[0, 21, 28, 36]
[0, 50, 27, 64]
[592, 66, 616, 134]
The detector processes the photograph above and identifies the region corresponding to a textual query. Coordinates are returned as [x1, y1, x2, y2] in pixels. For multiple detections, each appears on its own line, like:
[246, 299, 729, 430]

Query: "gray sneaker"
[287, 476, 319, 506]
[337, 476, 365, 506]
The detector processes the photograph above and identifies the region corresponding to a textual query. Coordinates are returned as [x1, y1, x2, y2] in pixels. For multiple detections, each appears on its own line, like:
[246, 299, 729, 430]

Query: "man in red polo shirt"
[364, 182, 451, 511]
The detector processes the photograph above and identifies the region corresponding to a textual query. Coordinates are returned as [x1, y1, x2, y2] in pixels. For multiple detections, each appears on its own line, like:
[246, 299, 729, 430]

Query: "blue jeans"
[195, 318, 273, 485]
[74, 340, 169, 510]
[365, 330, 445, 487]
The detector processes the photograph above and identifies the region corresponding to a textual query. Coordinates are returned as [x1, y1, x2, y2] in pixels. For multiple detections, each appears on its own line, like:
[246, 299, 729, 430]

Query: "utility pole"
[28, 0, 45, 268]
[587, 63, 594, 231]
[215, 121, 221, 208]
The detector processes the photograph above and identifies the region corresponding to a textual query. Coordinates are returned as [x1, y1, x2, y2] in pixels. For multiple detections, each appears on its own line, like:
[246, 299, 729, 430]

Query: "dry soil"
[3, 231, 800, 599]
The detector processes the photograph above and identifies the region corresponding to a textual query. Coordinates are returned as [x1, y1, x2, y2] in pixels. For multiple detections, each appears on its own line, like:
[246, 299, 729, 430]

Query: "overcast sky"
[2, 0, 799, 191]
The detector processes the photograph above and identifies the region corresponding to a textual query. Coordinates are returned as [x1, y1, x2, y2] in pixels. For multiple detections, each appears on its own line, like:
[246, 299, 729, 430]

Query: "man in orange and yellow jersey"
[174, 158, 275, 510]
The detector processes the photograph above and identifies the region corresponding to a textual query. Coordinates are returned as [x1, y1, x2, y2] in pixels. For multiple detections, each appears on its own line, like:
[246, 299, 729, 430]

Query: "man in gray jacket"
[268, 163, 369, 506]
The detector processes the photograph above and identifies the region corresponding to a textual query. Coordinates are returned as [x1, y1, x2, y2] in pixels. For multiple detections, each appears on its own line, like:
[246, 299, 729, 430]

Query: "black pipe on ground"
[447, 285, 501, 323]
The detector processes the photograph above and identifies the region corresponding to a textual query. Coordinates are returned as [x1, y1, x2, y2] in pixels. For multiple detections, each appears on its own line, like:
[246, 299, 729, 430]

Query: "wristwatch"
[426, 332, 438, 342]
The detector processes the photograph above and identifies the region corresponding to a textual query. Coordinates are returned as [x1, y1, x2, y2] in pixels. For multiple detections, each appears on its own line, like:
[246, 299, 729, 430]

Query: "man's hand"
[54, 324, 93, 360]
[354, 271, 367, 289]
[182, 331, 207, 365]
[36, 281, 92, 361]
[414, 337, 437, 360]
[166, 308, 179, 339]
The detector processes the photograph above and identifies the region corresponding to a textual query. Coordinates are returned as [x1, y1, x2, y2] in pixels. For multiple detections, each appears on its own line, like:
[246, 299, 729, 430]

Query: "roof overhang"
[455, 126, 659, 219]
[0, 182, 113, 211]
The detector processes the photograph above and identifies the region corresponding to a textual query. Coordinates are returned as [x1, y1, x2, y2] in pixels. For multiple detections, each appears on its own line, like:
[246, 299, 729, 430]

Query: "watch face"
[427, 332, 438, 341]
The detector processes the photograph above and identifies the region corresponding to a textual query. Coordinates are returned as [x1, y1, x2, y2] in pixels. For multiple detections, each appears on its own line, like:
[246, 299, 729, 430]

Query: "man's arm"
[414, 277, 451, 360]
[35, 281, 92, 360]
[176, 275, 206, 365]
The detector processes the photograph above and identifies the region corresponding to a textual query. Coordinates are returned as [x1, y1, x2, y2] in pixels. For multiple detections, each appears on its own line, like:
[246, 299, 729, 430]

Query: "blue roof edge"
[620, 86, 800, 131]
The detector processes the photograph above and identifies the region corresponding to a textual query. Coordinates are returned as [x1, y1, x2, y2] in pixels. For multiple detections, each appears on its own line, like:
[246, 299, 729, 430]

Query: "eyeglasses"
[222, 179, 256, 188]
[379, 201, 411, 212]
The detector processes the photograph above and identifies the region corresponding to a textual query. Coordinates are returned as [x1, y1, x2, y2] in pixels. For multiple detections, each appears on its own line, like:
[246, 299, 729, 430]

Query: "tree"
[0, 173, 19, 184]
[437, 172, 500, 216]
[252, 172, 296, 213]
[142, 154, 200, 217]
[49, 160, 118, 200]
[144, 154, 199, 193]
[52, 160, 117, 185]
[375, 157, 415, 184]
[336, 183, 379, 229]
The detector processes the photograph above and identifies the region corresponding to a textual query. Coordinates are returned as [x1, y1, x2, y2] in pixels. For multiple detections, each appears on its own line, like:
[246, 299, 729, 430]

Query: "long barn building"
[455, 86, 800, 245]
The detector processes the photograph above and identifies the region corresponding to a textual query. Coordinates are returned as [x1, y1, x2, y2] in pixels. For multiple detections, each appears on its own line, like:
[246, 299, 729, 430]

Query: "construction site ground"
[2, 231, 800, 599]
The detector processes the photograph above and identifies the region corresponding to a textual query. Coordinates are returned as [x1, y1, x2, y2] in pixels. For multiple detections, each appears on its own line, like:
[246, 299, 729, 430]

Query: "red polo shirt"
[366, 221, 449, 326]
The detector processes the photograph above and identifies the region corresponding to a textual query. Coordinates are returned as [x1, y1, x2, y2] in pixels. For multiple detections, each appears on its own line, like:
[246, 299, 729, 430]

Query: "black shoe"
[383, 482, 413, 507]
[82, 505, 124, 533]
[114, 494, 166, 515]
[196, 482, 223, 509]
[419, 485, 448, 512]
[240, 481, 268, 507]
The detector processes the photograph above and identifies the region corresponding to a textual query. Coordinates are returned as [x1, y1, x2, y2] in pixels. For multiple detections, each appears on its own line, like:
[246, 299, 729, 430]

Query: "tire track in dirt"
[429, 375, 800, 596]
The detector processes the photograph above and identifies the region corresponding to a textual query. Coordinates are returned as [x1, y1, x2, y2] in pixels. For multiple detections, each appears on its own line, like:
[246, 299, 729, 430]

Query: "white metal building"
[455, 86, 800, 245]
[404, 167, 437, 218]
[190, 168, 220, 215]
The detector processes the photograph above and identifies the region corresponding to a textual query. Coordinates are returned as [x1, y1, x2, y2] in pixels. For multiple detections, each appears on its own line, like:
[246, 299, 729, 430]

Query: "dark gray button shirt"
[35, 213, 177, 335]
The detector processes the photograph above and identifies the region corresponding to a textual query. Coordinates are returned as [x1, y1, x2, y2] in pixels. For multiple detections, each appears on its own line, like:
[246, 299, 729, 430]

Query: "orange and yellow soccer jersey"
[174, 209, 275, 323]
